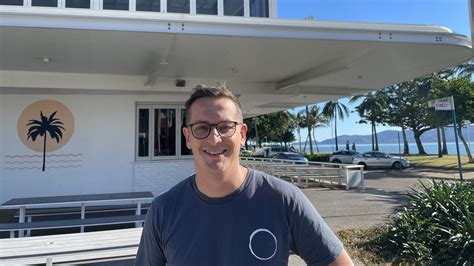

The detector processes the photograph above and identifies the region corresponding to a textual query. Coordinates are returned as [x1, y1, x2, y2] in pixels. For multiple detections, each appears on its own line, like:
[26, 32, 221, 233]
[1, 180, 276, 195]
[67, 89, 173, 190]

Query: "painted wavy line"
[5, 165, 82, 170]
[5, 160, 82, 164]
[5, 154, 82, 158]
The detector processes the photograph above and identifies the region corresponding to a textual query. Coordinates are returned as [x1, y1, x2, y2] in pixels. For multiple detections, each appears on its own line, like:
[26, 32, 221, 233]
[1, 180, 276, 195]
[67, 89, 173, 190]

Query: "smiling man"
[135, 84, 353, 266]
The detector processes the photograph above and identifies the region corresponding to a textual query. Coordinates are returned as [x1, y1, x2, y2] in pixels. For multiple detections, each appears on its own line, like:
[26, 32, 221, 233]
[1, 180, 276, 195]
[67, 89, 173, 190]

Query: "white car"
[352, 151, 410, 169]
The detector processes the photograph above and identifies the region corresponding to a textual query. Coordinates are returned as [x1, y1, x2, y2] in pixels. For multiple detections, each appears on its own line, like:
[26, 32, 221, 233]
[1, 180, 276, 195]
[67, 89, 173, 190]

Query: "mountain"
[315, 127, 474, 145]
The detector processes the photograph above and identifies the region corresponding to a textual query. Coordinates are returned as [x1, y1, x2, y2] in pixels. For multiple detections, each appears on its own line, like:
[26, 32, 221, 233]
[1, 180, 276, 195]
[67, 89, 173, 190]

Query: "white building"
[0, 0, 471, 202]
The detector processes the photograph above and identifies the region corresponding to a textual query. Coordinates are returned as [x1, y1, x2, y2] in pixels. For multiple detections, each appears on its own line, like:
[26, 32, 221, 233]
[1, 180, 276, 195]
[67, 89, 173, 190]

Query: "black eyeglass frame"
[187, 121, 242, 139]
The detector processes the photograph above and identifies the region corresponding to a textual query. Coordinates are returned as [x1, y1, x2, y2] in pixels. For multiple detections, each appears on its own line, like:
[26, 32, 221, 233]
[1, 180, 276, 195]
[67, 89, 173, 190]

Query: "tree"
[245, 111, 296, 149]
[305, 106, 314, 154]
[383, 80, 434, 155]
[322, 100, 349, 151]
[27, 111, 65, 171]
[350, 92, 386, 151]
[291, 112, 305, 152]
[307, 105, 329, 153]
[452, 61, 474, 78]
[424, 70, 454, 157]
[444, 77, 474, 163]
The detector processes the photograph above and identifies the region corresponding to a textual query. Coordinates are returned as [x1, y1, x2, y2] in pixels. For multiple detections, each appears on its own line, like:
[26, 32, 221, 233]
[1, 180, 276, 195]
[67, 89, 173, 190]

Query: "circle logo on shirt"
[248, 228, 277, 261]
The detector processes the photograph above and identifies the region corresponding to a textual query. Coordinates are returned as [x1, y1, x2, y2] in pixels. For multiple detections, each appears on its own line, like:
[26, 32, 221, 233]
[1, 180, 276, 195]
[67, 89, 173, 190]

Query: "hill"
[316, 127, 474, 145]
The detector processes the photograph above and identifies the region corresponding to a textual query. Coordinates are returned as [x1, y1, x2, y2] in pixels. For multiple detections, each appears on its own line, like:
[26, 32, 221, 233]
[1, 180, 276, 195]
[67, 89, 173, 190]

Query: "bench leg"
[27, 216, 32, 237]
[80, 203, 85, 233]
[19, 206, 25, 238]
[10, 230, 14, 238]
[46, 257, 53, 266]
[136, 201, 142, 228]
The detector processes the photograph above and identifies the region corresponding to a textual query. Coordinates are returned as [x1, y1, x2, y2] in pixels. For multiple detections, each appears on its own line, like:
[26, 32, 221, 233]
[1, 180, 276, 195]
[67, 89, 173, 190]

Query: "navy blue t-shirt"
[135, 168, 343, 266]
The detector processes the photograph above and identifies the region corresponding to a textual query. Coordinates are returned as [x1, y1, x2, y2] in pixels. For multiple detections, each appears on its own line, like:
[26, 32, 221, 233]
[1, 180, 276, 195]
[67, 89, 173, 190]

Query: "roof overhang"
[0, 6, 472, 117]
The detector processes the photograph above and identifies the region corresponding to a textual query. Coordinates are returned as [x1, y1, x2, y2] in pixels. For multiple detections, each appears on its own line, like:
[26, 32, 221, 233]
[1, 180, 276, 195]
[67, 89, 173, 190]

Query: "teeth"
[204, 150, 226, 155]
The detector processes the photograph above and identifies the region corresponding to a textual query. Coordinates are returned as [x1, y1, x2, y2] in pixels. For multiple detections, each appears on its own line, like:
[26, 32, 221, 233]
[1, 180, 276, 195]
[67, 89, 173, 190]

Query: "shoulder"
[250, 169, 302, 200]
[149, 175, 193, 212]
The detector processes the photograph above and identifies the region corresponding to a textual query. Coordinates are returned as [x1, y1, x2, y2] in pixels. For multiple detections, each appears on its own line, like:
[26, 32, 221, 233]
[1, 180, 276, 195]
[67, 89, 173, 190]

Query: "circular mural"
[17, 100, 74, 153]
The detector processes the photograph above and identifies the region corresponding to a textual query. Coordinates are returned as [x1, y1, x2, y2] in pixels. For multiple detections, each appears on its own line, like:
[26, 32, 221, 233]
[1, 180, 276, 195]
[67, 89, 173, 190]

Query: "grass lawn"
[406, 155, 474, 170]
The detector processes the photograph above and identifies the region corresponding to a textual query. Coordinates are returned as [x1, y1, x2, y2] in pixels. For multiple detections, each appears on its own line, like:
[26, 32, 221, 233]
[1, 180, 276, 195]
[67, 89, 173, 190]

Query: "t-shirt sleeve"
[135, 201, 166, 266]
[288, 189, 343, 266]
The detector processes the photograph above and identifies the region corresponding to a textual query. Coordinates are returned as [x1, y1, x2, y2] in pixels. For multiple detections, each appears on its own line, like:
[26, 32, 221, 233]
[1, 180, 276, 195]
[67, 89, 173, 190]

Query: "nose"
[207, 127, 222, 143]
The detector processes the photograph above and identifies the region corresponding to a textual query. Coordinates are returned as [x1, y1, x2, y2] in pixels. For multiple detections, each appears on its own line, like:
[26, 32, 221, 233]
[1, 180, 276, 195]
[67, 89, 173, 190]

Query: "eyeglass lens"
[191, 121, 237, 139]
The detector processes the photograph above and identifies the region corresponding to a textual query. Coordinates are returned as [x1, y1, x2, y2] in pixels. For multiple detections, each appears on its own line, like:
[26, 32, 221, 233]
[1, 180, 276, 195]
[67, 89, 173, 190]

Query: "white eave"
[0, 6, 472, 117]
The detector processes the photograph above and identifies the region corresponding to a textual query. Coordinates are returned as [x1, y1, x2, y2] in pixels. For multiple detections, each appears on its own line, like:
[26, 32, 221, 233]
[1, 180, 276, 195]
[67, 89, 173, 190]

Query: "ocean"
[297, 142, 474, 155]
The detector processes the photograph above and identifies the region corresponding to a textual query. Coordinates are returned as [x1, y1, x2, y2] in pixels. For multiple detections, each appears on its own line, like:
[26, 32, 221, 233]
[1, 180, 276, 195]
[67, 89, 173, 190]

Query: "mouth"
[203, 149, 227, 156]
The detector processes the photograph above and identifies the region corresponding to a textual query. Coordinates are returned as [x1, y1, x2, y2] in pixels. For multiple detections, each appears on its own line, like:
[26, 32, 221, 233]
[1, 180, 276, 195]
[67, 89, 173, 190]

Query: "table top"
[2, 191, 154, 208]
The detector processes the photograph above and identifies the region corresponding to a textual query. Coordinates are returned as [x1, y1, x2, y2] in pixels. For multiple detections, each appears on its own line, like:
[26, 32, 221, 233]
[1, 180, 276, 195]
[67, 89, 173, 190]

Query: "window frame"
[135, 104, 191, 161]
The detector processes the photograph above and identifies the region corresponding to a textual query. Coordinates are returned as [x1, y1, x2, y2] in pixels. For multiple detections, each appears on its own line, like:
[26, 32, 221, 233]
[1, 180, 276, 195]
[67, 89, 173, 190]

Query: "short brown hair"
[185, 84, 242, 125]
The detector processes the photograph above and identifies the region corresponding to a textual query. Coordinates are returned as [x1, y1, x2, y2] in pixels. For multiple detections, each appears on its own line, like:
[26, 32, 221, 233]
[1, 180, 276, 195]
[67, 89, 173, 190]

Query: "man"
[135, 84, 353, 266]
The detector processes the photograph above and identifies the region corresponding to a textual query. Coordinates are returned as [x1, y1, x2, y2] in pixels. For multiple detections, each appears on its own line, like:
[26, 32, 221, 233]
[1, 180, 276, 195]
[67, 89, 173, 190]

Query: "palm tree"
[305, 105, 314, 155]
[291, 112, 305, 152]
[350, 92, 385, 151]
[308, 105, 329, 153]
[322, 100, 349, 151]
[452, 61, 474, 78]
[27, 111, 65, 171]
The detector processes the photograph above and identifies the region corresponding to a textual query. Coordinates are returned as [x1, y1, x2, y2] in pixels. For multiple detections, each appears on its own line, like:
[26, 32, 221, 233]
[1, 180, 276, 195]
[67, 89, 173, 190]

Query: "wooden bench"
[15, 203, 151, 219]
[0, 215, 146, 238]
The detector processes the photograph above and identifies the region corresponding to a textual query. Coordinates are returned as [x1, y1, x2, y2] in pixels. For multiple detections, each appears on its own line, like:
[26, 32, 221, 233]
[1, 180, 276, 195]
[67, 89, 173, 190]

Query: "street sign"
[428, 96, 454, 110]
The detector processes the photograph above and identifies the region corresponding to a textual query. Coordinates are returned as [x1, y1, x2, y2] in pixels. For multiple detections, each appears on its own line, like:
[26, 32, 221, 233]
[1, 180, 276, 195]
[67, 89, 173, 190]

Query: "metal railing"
[240, 157, 365, 190]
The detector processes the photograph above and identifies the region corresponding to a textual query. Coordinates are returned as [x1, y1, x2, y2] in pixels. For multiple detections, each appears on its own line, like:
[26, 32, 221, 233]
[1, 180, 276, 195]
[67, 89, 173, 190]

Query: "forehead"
[189, 97, 240, 122]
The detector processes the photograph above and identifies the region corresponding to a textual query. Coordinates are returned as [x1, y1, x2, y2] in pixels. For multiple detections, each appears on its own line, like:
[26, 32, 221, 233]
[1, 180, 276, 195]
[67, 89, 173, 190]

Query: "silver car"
[329, 150, 360, 164]
[352, 151, 410, 169]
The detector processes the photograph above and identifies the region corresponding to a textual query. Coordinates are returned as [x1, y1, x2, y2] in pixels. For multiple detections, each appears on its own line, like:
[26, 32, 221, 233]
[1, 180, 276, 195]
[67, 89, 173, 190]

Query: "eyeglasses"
[188, 121, 241, 139]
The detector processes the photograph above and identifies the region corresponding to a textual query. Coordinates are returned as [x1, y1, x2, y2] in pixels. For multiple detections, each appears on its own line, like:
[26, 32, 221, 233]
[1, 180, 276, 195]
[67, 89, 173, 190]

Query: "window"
[136, 0, 160, 12]
[32, 0, 57, 6]
[103, 0, 129, 10]
[167, 0, 189, 13]
[196, 0, 217, 15]
[0, 0, 23, 5]
[249, 0, 268, 17]
[136, 105, 191, 160]
[66, 0, 90, 8]
[224, 0, 243, 16]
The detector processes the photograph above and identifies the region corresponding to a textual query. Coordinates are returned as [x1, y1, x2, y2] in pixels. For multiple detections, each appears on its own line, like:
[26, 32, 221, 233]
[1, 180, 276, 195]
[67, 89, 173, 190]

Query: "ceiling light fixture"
[42, 57, 52, 63]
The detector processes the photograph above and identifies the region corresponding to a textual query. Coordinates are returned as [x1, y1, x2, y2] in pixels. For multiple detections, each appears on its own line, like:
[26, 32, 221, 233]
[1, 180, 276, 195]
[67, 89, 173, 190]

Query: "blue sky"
[276, 0, 470, 142]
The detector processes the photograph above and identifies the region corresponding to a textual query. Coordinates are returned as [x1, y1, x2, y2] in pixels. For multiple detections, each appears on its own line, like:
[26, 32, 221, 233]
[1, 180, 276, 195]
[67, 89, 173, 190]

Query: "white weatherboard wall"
[0, 93, 195, 202]
[0, 93, 4, 202]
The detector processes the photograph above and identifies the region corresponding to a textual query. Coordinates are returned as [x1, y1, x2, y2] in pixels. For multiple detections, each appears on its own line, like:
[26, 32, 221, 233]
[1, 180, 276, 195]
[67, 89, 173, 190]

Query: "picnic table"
[1, 191, 154, 238]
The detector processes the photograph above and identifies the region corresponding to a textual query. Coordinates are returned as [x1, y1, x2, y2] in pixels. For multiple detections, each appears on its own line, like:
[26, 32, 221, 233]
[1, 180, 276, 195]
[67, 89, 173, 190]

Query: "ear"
[183, 127, 192, 149]
[239, 123, 248, 147]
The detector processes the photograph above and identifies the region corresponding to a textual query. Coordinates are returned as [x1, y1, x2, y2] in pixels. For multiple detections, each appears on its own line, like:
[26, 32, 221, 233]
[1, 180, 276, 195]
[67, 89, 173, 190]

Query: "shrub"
[304, 152, 331, 162]
[386, 180, 474, 265]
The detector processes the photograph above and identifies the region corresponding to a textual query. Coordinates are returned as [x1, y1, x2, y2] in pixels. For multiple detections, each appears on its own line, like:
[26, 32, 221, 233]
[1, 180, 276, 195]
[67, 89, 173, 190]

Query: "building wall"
[0, 93, 4, 202]
[0, 93, 195, 202]
[134, 159, 195, 195]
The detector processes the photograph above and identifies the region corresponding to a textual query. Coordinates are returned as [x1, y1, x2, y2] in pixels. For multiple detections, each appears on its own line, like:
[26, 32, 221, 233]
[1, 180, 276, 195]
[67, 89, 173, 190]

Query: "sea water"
[298, 142, 474, 155]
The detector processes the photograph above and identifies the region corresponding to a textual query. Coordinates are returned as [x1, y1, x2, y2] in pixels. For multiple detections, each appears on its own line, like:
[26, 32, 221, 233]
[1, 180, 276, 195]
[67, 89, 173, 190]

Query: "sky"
[275, 0, 471, 142]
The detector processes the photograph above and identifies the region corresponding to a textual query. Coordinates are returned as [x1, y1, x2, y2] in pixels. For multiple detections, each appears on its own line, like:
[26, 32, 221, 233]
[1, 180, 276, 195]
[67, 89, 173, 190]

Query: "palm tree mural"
[27, 111, 65, 171]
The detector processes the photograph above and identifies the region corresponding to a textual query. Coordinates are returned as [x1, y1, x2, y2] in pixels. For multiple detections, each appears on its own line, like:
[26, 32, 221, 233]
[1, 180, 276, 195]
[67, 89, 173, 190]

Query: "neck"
[195, 165, 248, 198]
